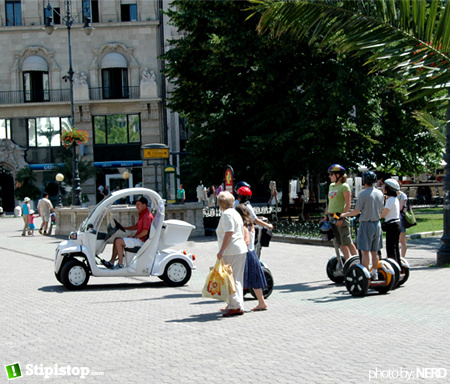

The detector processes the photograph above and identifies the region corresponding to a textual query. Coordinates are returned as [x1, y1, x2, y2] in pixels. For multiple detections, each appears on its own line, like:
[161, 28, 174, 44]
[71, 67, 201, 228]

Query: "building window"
[6, 0, 22, 26]
[94, 114, 140, 145]
[102, 68, 129, 99]
[28, 117, 70, 147]
[0, 120, 11, 139]
[44, 5, 61, 24]
[121, 3, 137, 22]
[23, 72, 50, 102]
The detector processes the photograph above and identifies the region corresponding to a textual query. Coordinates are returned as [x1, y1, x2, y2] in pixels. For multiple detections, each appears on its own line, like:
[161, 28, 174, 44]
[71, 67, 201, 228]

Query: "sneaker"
[370, 271, 378, 281]
[101, 260, 114, 269]
[112, 263, 124, 269]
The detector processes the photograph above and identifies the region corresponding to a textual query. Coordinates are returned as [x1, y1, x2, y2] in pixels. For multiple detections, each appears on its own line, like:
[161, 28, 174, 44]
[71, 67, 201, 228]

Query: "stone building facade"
[0, 0, 174, 212]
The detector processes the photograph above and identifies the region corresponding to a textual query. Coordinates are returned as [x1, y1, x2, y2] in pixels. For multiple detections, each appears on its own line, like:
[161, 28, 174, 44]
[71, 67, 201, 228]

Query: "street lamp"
[55, 173, 65, 207]
[45, 0, 92, 206]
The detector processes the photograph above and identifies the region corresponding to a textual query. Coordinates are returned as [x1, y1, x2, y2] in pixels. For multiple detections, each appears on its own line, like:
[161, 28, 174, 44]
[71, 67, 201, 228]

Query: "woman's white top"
[385, 196, 400, 222]
[216, 208, 248, 255]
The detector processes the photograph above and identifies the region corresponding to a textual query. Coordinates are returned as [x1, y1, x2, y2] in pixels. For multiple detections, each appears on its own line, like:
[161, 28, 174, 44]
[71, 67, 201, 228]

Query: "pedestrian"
[177, 184, 185, 204]
[37, 192, 55, 235]
[28, 210, 38, 236]
[102, 185, 110, 198]
[234, 181, 274, 232]
[397, 184, 408, 258]
[267, 180, 278, 206]
[341, 171, 384, 280]
[323, 164, 358, 260]
[21, 197, 31, 236]
[207, 185, 216, 207]
[235, 203, 268, 312]
[216, 191, 248, 317]
[380, 179, 402, 266]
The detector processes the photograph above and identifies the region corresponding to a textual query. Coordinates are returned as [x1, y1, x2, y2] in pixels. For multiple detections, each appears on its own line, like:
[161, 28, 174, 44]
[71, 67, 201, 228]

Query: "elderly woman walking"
[216, 191, 248, 317]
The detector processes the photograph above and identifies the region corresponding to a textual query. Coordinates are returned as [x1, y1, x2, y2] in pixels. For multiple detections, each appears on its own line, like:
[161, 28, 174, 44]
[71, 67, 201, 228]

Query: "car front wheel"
[60, 259, 90, 290]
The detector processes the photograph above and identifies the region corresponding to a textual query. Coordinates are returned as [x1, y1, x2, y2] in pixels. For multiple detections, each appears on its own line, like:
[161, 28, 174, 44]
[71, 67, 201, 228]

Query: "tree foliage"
[14, 167, 41, 201]
[163, 0, 443, 197]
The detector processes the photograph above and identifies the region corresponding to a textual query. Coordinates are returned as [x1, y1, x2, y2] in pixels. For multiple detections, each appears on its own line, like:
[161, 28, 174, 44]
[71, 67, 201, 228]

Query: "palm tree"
[251, 0, 450, 264]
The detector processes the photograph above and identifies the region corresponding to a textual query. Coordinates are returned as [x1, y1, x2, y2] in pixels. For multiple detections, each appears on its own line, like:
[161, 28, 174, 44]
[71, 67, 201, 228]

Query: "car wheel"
[345, 265, 369, 297]
[54, 271, 62, 284]
[162, 259, 191, 287]
[60, 259, 90, 290]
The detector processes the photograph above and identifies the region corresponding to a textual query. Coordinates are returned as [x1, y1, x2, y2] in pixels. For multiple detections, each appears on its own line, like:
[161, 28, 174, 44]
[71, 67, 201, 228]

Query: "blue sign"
[94, 161, 143, 168]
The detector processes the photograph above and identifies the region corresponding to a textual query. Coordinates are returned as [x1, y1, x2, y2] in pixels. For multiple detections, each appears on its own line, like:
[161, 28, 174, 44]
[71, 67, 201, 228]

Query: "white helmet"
[384, 178, 400, 191]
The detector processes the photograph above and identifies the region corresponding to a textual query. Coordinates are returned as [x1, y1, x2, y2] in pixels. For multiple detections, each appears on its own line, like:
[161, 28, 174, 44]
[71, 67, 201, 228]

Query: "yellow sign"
[143, 148, 169, 159]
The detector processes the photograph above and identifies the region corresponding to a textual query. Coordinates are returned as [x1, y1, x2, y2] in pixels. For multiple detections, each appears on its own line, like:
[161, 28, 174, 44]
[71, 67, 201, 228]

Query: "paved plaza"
[0, 216, 449, 383]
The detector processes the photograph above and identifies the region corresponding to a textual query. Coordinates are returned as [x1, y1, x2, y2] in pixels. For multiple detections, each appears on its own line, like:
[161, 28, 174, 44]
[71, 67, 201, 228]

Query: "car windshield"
[79, 201, 104, 232]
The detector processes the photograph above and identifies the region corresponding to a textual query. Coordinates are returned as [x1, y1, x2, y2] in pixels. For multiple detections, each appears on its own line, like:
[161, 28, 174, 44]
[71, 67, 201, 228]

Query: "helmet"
[234, 181, 250, 193]
[328, 164, 346, 174]
[362, 171, 377, 185]
[237, 186, 252, 196]
[319, 221, 332, 234]
[384, 178, 400, 191]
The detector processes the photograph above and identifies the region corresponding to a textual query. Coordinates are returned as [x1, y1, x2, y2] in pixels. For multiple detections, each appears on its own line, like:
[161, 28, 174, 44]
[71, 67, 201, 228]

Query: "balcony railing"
[0, 86, 141, 105]
[0, 89, 70, 104]
[90, 86, 140, 100]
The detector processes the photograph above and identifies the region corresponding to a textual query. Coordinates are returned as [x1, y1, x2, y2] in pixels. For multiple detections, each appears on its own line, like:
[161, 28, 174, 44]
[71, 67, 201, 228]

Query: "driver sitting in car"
[102, 196, 154, 269]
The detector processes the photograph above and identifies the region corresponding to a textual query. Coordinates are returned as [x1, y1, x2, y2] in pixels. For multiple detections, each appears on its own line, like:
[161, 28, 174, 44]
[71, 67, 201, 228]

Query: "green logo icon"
[5, 363, 22, 380]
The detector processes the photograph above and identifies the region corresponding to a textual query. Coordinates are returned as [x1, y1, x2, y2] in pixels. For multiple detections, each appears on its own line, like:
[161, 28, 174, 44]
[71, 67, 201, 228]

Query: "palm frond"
[250, 0, 450, 103]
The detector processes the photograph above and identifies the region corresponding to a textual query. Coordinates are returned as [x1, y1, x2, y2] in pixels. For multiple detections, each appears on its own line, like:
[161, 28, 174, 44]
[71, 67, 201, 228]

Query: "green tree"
[14, 167, 41, 201]
[163, 0, 442, 202]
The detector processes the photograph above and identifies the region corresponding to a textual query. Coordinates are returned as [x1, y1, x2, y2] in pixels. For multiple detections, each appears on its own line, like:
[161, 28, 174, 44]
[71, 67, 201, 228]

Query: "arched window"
[22, 56, 49, 102]
[101, 53, 128, 99]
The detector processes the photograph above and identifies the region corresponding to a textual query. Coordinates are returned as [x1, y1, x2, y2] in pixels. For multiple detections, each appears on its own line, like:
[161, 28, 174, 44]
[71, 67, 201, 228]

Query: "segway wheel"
[249, 266, 274, 299]
[345, 265, 369, 297]
[384, 259, 401, 288]
[398, 258, 410, 286]
[343, 255, 360, 276]
[326, 255, 346, 284]
[373, 260, 396, 294]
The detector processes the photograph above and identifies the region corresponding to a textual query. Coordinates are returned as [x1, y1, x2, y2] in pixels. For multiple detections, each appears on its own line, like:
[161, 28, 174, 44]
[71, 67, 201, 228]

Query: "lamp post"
[55, 173, 65, 207]
[45, 0, 92, 206]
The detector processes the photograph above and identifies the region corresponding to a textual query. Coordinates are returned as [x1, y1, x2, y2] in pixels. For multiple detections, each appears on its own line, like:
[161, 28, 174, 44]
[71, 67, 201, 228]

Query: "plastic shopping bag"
[222, 262, 237, 295]
[202, 259, 230, 303]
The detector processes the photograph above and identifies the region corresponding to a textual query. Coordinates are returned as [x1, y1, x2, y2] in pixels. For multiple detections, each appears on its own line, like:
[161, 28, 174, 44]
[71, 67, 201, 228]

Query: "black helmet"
[362, 171, 377, 185]
[234, 181, 250, 194]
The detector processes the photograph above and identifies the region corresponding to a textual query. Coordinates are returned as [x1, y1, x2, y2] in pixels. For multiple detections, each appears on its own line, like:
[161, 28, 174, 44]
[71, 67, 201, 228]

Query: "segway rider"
[324, 164, 357, 261]
[341, 171, 384, 280]
[234, 182, 274, 232]
[380, 179, 401, 265]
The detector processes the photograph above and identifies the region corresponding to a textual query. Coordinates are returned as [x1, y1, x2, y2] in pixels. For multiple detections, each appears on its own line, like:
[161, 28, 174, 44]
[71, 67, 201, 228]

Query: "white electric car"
[54, 188, 196, 290]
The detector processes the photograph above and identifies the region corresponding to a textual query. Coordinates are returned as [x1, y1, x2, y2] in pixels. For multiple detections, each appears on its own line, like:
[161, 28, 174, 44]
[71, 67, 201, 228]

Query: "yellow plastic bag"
[222, 262, 236, 295]
[202, 259, 230, 303]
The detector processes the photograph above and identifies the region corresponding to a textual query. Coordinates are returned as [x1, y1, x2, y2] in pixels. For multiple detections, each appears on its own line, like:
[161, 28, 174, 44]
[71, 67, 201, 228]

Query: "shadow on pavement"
[275, 279, 333, 293]
[39, 281, 169, 293]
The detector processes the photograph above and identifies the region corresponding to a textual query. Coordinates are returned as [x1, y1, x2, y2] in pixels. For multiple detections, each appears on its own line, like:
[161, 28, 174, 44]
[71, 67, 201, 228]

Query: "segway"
[345, 260, 396, 296]
[244, 218, 274, 299]
[324, 217, 359, 284]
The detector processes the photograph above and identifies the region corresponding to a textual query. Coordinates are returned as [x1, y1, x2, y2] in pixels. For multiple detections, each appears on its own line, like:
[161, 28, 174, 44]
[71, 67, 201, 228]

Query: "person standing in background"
[21, 197, 31, 236]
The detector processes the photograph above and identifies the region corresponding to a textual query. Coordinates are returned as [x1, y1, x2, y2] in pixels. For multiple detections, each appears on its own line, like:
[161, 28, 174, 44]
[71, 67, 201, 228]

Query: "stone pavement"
[0, 216, 449, 384]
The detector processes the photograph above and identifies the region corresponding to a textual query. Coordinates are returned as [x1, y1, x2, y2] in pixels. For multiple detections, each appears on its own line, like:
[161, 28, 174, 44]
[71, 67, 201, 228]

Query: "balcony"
[90, 86, 140, 100]
[0, 86, 141, 105]
[0, 89, 70, 104]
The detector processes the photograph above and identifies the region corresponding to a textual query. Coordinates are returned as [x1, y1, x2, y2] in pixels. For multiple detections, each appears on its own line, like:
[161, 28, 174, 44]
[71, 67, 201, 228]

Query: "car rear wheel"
[162, 259, 191, 287]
